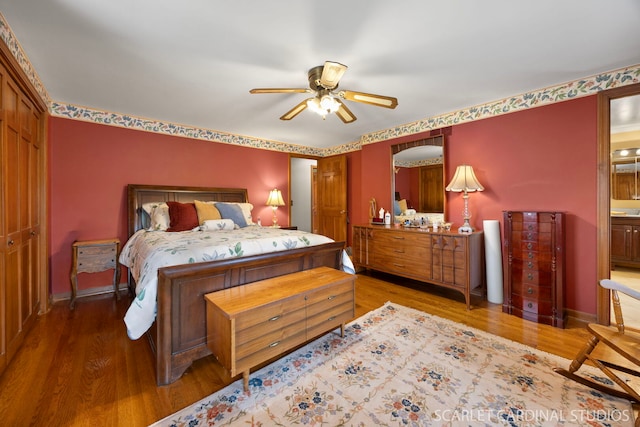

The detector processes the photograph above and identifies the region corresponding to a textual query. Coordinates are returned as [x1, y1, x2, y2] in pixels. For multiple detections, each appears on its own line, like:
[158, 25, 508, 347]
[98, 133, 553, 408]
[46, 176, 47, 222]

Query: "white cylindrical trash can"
[483, 219, 503, 304]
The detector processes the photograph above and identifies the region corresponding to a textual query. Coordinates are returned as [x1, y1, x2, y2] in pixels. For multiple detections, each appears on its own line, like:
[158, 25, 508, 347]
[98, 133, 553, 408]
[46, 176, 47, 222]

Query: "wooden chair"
[554, 279, 640, 423]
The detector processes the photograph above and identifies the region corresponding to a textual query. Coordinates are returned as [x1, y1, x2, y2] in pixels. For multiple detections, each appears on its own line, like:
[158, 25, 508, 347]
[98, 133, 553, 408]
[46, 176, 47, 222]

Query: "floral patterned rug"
[151, 302, 634, 426]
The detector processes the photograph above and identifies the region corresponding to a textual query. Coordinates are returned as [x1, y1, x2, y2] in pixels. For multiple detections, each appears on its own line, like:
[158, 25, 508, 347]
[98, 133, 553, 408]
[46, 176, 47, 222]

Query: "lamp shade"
[445, 165, 484, 193]
[266, 189, 285, 207]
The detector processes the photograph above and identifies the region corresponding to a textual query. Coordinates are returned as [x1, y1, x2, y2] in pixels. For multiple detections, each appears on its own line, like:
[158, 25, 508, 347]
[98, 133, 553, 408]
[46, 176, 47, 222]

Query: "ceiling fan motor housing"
[308, 65, 336, 91]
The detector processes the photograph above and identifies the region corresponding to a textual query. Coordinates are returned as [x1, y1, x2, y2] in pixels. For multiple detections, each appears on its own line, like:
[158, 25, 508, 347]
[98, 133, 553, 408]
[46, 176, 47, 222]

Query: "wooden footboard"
[152, 241, 344, 385]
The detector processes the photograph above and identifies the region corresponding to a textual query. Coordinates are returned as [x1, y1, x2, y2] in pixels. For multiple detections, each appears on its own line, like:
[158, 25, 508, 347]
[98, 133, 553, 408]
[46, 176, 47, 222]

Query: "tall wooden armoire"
[502, 211, 565, 328]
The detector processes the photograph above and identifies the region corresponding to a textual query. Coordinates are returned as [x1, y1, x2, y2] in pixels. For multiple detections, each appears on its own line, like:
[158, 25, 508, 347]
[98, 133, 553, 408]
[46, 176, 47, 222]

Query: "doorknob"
[340, 210, 346, 214]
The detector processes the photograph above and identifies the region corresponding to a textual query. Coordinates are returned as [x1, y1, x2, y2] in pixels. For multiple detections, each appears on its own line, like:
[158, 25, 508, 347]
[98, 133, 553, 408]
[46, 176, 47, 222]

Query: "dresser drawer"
[511, 283, 552, 301]
[511, 294, 553, 316]
[371, 230, 427, 247]
[511, 263, 553, 285]
[307, 302, 354, 339]
[306, 285, 353, 315]
[235, 294, 306, 330]
[76, 245, 118, 272]
[236, 306, 306, 346]
[236, 319, 306, 360]
[236, 329, 308, 374]
[510, 244, 553, 260]
[305, 280, 354, 307]
[373, 244, 429, 262]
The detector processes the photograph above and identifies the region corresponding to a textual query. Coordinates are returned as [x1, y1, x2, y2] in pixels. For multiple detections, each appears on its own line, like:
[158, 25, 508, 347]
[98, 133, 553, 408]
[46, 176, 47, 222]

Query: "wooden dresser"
[352, 225, 484, 309]
[611, 216, 640, 269]
[205, 267, 355, 391]
[502, 211, 565, 327]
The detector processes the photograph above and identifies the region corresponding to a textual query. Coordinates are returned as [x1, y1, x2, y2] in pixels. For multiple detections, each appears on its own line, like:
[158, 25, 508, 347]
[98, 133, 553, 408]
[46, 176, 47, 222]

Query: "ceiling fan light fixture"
[319, 94, 340, 113]
[306, 98, 324, 116]
[250, 60, 398, 123]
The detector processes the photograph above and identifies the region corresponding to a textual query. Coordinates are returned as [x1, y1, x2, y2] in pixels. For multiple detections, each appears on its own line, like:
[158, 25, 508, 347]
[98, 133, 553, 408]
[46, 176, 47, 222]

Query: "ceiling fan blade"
[320, 61, 347, 89]
[250, 88, 311, 94]
[335, 99, 357, 123]
[280, 99, 310, 120]
[338, 90, 398, 109]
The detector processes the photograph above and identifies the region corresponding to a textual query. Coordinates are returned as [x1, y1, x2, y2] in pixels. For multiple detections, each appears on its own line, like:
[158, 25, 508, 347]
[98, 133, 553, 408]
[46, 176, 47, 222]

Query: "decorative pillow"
[201, 219, 235, 231]
[142, 202, 170, 231]
[194, 200, 221, 224]
[166, 201, 199, 232]
[398, 199, 408, 213]
[215, 202, 248, 228]
[217, 202, 254, 225]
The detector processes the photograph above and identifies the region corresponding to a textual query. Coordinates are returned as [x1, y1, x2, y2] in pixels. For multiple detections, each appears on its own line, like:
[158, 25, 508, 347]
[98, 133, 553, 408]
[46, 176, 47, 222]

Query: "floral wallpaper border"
[1, 12, 639, 158]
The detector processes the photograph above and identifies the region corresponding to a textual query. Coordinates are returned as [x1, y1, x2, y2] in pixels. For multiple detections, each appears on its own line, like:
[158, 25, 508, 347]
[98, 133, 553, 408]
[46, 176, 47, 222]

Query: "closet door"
[0, 63, 5, 374]
[21, 96, 40, 324]
[0, 45, 46, 379]
[3, 74, 25, 363]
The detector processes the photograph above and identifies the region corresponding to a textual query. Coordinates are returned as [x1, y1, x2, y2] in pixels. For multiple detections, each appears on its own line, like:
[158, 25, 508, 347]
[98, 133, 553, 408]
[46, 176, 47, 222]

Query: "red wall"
[356, 96, 597, 314]
[49, 118, 290, 295]
[49, 94, 599, 315]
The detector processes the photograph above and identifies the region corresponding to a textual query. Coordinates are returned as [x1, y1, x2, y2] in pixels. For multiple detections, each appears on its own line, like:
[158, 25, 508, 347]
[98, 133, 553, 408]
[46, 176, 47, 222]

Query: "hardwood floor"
[0, 272, 608, 426]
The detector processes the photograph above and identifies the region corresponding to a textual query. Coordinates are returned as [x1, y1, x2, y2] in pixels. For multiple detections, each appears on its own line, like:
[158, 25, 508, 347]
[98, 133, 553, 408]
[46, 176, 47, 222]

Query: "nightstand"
[70, 238, 121, 309]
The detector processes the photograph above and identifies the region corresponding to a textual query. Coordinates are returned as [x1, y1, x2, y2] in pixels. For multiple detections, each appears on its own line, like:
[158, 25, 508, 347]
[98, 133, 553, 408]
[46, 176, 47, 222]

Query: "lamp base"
[458, 225, 474, 234]
[458, 218, 474, 234]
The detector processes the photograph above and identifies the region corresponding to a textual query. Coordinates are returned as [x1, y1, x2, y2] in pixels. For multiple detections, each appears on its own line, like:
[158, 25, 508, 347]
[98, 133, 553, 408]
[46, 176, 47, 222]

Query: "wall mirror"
[391, 135, 445, 220]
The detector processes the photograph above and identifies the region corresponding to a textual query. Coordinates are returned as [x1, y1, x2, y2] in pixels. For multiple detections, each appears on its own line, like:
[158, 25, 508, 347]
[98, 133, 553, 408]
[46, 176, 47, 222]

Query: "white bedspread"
[120, 227, 350, 339]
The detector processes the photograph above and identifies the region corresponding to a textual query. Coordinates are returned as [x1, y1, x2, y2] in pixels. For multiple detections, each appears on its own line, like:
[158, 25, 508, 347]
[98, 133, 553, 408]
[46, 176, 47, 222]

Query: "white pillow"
[142, 202, 170, 231]
[200, 219, 235, 231]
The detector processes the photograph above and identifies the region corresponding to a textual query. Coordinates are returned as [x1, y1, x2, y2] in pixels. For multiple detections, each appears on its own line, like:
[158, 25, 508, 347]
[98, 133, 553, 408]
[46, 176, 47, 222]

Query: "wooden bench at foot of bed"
[151, 241, 345, 385]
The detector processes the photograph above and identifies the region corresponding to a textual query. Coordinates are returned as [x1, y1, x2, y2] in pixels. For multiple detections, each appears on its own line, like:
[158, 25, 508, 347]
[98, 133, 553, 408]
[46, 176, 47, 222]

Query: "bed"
[123, 184, 346, 385]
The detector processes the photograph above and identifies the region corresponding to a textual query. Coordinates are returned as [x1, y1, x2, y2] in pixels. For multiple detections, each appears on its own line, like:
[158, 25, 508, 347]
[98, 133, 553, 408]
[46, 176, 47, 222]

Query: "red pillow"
[166, 202, 199, 232]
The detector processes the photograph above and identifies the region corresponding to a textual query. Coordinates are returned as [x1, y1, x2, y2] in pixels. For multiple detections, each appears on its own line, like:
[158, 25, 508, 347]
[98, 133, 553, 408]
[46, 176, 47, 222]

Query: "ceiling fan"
[249, 61, 398, 123]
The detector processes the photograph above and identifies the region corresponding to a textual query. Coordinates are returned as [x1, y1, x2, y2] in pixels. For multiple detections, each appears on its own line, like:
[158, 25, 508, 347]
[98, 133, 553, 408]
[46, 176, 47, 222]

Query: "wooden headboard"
[127, 184, 249, 236]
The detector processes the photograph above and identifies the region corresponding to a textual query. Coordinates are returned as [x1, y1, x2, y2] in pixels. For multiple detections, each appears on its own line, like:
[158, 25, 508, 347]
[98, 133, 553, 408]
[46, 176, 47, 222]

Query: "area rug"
[152, 302, 634, 426]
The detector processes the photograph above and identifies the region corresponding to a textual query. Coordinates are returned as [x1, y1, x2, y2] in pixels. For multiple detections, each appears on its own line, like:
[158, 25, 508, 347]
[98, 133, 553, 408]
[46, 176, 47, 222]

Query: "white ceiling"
[1, 1, 640, 150]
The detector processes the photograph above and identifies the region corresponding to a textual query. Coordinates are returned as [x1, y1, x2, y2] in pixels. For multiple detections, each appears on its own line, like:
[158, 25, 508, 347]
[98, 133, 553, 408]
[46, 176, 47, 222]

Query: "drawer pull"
[393, 263, 405, 268]
[7, 239, 14, 246]
[527, 273, 534, 280]
[268, 315, 280, 322]
[327, 295, 336, 300]
[393, 249, 405, 253]
[527, 243, 532, 250]
[269, 341, 280, 348]
[327, 316, 336, 322]
[527, 287, 533, 294]
[392, 236, 405, 240]
[527, 302, 533, 309]
[528, 252, 533, 259]
[527, 261, 533, 269]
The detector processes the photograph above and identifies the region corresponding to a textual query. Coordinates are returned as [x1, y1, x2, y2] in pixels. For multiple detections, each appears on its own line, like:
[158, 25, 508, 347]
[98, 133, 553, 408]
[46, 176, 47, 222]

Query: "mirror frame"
[391, 134, 446, 222]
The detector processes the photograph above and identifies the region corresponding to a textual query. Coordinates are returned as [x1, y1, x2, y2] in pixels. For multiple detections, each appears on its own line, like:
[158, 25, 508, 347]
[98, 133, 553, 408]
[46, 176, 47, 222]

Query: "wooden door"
[317, 155, 347, 243]
[4, 74, 23, 363]
[311, 166, 318, 234]
[419, 164, 444, 212]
